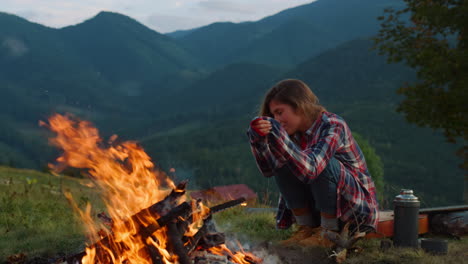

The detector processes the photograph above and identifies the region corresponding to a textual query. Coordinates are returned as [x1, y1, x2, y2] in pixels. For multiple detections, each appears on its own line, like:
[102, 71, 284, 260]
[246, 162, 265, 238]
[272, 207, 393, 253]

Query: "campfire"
[42, 114, 262, 264]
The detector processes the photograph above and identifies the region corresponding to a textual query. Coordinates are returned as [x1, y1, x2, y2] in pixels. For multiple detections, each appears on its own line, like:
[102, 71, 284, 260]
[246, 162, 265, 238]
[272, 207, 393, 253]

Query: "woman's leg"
[274, 165, 321, 228]
[309, 158, 340, 232]
[310, 158, 340, 216]
[294, 159, 341, 247]
[274, 158, 340, 222]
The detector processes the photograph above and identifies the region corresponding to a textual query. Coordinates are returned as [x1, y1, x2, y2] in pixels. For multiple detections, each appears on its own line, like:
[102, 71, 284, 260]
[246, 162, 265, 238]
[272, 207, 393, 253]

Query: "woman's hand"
[251, 119, 272, 136]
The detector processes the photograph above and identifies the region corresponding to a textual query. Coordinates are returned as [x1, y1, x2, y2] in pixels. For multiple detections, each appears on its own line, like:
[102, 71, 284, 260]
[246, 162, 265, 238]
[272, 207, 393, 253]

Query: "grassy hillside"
[0, 166, 106, 261]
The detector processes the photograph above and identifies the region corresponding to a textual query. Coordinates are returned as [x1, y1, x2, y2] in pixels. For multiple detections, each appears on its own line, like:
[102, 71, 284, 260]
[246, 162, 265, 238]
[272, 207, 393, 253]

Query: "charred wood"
[129, 181, 188, 231]
[139, 202, 192, 238]
[65, 202, 192, 264]
[146, 180, 188, 217]
[197, 233, 225, 250]
[167, 221, 191, 264]
[63, 192, 248, 264]
[210, 197, 246, 214]
[184, 223, 208, 254]
[145, 244, 164, 264]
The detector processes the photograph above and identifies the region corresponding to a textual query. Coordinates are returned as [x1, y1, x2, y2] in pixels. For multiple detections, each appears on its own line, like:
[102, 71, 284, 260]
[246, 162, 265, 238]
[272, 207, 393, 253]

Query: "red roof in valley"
[190, 184, 257, 204]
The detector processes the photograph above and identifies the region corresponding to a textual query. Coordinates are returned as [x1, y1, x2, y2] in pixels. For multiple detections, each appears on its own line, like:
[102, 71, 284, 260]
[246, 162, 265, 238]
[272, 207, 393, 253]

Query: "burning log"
[130, 180, 189, 233]
[184, 222, 209, 254]
[197, 232, 226, 250]
[167, 221, 191, 264]
[210, 198, 246, 214]
[145, 180, 188, 216]
[93, 181, 192, 243]
[146, 245, 165, 264]
[183, 218, 225, 255]
[65, 191, 247, 264]
[183, 197, 246, 253]
[166, 197, 247, 263]
[65, 202, 192, 264]
[138, 202, 192, 238]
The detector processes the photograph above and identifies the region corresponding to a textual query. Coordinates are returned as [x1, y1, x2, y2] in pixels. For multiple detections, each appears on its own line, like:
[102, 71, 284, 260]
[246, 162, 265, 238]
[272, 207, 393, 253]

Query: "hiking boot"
[298, 227, 336, 248]
[280, 225, 321, 246]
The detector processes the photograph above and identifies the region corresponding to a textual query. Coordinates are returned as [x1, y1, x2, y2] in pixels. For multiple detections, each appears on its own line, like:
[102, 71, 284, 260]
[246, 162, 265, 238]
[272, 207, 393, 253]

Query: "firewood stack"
[62, 181, 258, 264]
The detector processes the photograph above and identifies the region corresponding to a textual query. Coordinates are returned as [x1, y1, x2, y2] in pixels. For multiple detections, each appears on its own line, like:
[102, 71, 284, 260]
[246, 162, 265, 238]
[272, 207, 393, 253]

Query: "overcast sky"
[2, 0, 317, 33]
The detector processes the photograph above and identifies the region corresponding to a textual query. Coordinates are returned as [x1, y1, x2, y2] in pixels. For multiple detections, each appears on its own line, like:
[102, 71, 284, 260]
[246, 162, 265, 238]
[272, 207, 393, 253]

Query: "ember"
[43, 114, 261, 264]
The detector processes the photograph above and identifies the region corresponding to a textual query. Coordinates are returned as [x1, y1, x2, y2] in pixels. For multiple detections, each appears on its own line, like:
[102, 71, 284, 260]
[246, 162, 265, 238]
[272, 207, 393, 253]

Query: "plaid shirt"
[247, 112, 379, 230]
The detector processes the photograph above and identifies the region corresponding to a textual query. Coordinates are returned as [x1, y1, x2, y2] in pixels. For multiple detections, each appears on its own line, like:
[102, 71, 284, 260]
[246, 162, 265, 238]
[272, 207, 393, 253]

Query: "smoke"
[2, 37, 29, 57]
[197, 0, 255, 14]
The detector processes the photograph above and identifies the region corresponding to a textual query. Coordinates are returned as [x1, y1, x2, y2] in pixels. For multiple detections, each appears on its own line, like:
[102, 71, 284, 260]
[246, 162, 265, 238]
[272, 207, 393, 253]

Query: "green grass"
[213, 204, 468, 263]
[347, 237, 468, 264]
[213, 205, 292, 242]
[0, 166, 104, 261]
[1, 166, 467, 263]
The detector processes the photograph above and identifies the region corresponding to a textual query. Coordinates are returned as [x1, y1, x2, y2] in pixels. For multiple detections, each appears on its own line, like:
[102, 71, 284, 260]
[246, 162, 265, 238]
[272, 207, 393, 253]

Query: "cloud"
[1, 0, 317, 32]
[146, 13, 212, 33]
[6, 5, 104, 29]
[197, 0, 255, 14]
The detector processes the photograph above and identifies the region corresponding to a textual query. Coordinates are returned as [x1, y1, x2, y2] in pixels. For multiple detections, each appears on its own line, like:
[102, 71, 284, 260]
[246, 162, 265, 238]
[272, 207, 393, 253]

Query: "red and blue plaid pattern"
[248, 112, 379, 230]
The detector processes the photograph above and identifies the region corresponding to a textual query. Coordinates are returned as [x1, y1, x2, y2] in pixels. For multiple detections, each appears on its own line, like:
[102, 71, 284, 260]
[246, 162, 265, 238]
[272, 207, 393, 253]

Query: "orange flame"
[208, 244, 263, 264]
[43, 114, 181, 263]
[43, 113, 260, 264]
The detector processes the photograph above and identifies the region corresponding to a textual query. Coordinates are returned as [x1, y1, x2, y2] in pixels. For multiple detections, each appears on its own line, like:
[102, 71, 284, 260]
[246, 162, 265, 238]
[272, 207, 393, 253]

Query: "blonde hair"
[260, 79, 326, 122]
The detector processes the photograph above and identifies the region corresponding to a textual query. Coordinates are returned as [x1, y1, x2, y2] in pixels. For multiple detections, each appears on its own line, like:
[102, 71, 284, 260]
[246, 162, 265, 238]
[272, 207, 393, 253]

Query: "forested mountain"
[158, 63, 285, 116]
[287, 39, 414, 103]
[0, 0, 463, 207]
[171, 0, 406, 68]
[0, 12, 95, 168]
[0, 11, 203, 167]
[59, 11, 201, 96]
[0, 12, 89, 119]
[1, 11, 202, 119]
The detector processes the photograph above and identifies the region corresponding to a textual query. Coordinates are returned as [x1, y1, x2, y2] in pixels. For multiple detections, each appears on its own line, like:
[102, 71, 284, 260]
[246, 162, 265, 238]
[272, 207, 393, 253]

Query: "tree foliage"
[353, 133, 385, 204]
[374, 0, 468, 169]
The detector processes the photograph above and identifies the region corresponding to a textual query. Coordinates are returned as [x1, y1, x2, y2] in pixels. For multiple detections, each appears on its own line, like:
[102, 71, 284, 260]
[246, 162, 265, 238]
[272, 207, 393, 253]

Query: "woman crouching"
[247, 79, 379, 247]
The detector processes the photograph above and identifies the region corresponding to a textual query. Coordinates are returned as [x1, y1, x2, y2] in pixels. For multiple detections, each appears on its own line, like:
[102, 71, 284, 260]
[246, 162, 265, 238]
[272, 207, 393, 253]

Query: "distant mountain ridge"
[171, 0, 406, 68]
[0, 10, 204, 168]
[60, 11, 199, 79]
[0, 11, 204, 117]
